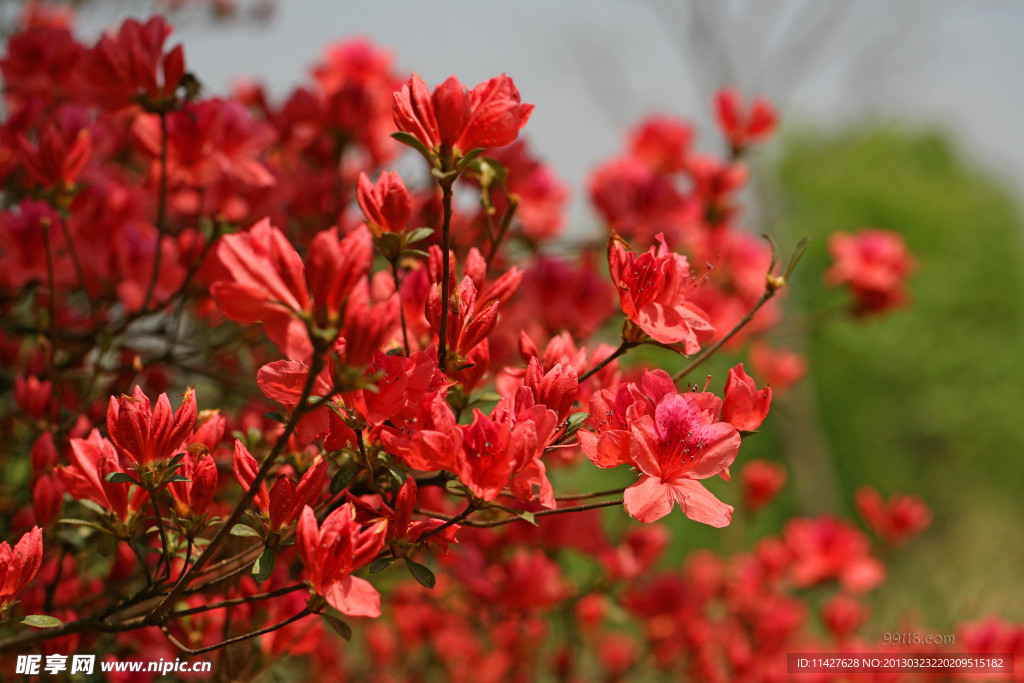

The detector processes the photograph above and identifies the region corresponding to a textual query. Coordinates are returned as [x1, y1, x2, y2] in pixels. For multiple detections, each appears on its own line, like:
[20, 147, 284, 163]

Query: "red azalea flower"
[750, 341, 806, 393]
[297, 504, 386, 618]
[855, 486, 931, 546]
[57, 429, 150, 522]
[740, 459, 787, 512]
[356, 170, 411, 236]
[0, 526, 43, 617]
[522, 357, 578, 424]
[714, 87, 777, 154]
[784, 516, 885, 592]
[721, 363, 772, 432]
[232, 441, 327, 533]
[628, 115, 693, 173]
[624, 393, 740, 526]
[14, 375, 52, 420]
[211, 219, 373, 357]
[167, 453, 218, 518]
[79, 16, 185, 111]
[608, 232, 715, 353]
[16, 122, 92, 189]
[825, 228, 914, 315]
[381, 390, 463, 473]
[579, 369, 678, 469]
[106, 386, 197, 466]
[455, 397, 558, 506]
[393, 73, 533, 160]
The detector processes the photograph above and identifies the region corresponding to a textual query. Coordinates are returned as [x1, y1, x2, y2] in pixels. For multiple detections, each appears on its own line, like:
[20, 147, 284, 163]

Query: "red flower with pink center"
[624, 393, 740, 526]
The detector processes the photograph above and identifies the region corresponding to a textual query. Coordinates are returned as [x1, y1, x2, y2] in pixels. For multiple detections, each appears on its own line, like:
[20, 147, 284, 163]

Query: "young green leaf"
[404, 557, 436, 589]
[20, 615, 63, 629]
[252, 548, 275, 583]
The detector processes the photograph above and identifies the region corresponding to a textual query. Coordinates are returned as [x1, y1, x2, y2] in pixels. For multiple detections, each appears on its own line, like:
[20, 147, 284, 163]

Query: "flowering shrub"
[0, 5, 1018, 682]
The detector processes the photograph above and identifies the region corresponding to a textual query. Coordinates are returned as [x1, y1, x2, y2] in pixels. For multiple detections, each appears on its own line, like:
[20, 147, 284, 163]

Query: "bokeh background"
[5, 0, 1024, 637]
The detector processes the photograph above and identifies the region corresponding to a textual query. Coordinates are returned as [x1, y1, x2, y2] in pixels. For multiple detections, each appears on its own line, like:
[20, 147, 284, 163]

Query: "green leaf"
[330, 462, 361, 495]
[500, 507, 538, 527]
[167, 453, 187, 469]
[97, 534, 118, 556]
[404, 227, 434, 245]
[58, 518, 109, 534]
[404, 558, 436, 589]
[230, 524, 261, 538]
[368, 557, 394, 574]
[762, 233, 780, 271]
[400, 248, 431, 260]
[104, 472, 139, 486]
[558, 412, 590, 443]
[263, 411, 287, 424]
[391, 131, 432, 162]
[785, 235, 812, 278]
[164, 474, 191, 484]
[77, 499, 110, 517]
[252, 548, 275, 583]
[456, 148, 485, 173]
[20, 615, 62, 629]
[322, 613, 352, 641]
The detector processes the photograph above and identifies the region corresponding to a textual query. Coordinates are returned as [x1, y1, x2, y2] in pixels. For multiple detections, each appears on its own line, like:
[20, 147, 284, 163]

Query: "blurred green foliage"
[777, 126, 1024, 507]
[771, 125, 1024, 625]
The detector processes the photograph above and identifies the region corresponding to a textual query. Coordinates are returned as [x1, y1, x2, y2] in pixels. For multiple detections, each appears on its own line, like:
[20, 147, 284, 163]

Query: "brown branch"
[437, 177, 454, 366]
[147, 352, 326, 623]
[417, 498, 624, 529]
[578, 341, 631, 384]
[168, 584, 306, 619]
[159, 607, 312, 656]
[554, 487, 627, 502]
[673, 288, 776, 382]
[485, 197, 518, 269]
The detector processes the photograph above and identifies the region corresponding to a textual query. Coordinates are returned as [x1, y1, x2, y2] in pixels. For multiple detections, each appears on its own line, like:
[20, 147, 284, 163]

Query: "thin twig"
[553, 487, 627, 502]
[148, 353, 326, 623]
[391, 260, 410, 354]
[159, 608, 312, 656]
[437, 178, 454, 366]
[673, 288, 775, 382]
[578, 341, 631, 384]
[417, 498, 624, 529]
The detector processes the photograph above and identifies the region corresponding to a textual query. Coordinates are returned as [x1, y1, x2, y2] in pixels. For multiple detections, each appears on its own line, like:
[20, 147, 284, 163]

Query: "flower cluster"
[0, 6, 994, 682]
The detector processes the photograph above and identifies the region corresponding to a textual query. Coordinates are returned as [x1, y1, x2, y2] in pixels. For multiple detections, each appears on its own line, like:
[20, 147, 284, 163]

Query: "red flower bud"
[721, 363, 772, 432]
[106, 386, 197, 466]
[356, 171, 411, 235]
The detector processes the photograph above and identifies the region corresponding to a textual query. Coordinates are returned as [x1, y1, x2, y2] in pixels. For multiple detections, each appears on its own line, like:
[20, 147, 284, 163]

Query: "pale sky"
[61, 0, 1024, 228]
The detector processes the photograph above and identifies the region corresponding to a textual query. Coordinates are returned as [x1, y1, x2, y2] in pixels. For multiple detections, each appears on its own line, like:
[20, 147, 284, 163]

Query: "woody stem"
[148, 489, 173, 583]
[485, 197, 518, 269]
[420, 501, 476, 542]
[437, 177, 454, 366]
[148, 352, 325, 623]
[418, 498, 624, 529]
[672, 287, 775, 382]
[159, 607, 313, 656]
[391, 259, 410, 355]
[578, 341, 631, 384]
